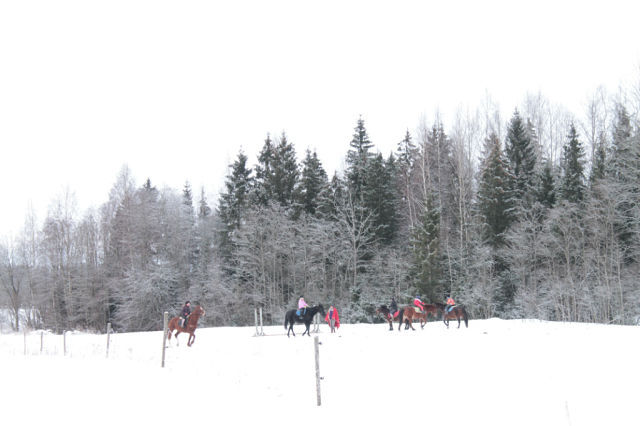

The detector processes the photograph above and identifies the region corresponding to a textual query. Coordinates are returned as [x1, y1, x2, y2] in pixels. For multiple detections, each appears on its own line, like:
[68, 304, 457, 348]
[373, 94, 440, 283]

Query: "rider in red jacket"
[413, 296, 425, 312]
[446, 295, 456, 313]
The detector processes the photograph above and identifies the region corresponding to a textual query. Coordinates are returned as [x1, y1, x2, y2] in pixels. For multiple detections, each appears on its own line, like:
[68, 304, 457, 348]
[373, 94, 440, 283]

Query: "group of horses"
[376, 302, 468, 331]
[163, 300, 466, 347]
[164, 303, 326, 344]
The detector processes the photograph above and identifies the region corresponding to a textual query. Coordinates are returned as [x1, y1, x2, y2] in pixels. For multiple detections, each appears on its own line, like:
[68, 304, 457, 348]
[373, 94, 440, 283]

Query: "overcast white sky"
[1, 0, 639, 237]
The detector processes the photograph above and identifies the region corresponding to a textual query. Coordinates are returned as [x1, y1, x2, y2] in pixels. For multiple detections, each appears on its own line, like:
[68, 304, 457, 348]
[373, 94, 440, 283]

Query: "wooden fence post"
[259, 307, 264, 335]
[314, 336, 322, 406]
[254, 308, 265, 336]
[106, 322, 111, 358]
[63, 330, 67, 356]
[254, 309, 259, 336]
[23, 328, 27, 356]
[40, 331, 44, 354]
[161, 312, 168, 368]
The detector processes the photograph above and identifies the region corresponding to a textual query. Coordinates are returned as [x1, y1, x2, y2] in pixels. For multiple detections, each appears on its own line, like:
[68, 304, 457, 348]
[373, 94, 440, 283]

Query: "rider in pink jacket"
[298, 296, 309, 316]
[413, 296, 425, 312]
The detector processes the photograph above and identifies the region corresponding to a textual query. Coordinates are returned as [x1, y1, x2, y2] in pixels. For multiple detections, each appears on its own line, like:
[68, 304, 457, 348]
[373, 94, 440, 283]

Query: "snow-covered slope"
[1, 318, 638, 425]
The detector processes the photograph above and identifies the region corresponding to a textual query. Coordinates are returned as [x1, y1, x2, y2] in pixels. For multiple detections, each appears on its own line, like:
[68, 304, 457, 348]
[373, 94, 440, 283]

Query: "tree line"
[1, 87, 639, 332]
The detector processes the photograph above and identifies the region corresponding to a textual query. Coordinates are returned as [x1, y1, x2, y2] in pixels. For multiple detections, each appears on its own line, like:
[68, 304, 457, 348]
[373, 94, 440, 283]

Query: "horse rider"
[180, 301, 191, 328]
[389, 297, 398, 319]
[297, 296, 309, 318]
[445, 295, 456, 313]
[413, 295, 425, 312]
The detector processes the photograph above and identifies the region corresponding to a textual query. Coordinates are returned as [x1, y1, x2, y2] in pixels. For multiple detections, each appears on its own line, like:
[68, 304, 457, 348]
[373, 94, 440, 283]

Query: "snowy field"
[1, 318, 639, 425]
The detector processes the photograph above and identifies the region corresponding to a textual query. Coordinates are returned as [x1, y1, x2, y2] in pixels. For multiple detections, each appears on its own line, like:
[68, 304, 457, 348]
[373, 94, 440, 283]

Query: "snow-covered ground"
[1, 318, 638, 425]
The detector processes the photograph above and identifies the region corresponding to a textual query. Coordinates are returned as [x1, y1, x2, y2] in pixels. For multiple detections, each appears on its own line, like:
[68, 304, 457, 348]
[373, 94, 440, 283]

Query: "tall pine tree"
[559, 123, 586, 203]
[346, 117, 374, 204]
[217, 151, 253, 262]
[477, 133, 514, 249]
[297, 149, 328, 217]
[505, 110, 537, 209]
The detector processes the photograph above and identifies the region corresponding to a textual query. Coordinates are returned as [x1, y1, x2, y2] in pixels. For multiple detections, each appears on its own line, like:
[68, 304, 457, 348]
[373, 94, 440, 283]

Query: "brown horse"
[375, 305, 403, 331]
[401, 304, 440, 330]
[436, 303, 468, 328]
[167, 305, 205, 346]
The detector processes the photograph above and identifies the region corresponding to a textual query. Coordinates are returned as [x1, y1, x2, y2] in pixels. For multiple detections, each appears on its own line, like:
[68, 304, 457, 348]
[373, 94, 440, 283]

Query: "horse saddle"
[413, 307, 422, 313]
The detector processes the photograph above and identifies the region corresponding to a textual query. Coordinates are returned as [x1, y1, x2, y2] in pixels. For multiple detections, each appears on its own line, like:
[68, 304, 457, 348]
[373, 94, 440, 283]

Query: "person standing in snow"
[325, 305, 340, 333]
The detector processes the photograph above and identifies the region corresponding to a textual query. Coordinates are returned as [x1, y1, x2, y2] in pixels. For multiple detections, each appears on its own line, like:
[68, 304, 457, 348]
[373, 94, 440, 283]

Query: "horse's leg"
[406, 314, 415, 330]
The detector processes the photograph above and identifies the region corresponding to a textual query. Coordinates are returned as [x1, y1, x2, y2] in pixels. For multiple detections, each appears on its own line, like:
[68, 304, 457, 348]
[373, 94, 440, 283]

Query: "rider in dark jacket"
[180, 301, 191, 328]
[389, 297, 398, 319]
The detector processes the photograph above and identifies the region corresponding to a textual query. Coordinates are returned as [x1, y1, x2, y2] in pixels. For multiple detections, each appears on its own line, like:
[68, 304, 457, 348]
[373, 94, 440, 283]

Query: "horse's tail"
[398, 309, 404, 329]
[284, 313, 289, 330]
[462, 306, 468, 327]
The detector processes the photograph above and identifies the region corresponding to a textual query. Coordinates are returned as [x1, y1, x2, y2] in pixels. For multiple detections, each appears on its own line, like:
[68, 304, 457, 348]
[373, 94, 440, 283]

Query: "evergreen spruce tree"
[317, 172, 345, 220]
[253, 134, 275, 206]
[477, 133, 514, 249]
[505, 110, 537, 208]
[217, 151, 253, 261]
[179, 181, 197, 293]
[607, 104, 639, 260]
[410, 195, 442, 300]
[559, 123, 586, 203]
[198, 187, 212, 219]
[537, 160, 556, 209]
[396, 129, 416, 169]
[589, 133, 607, 186]
[346, 116, 374, 204]
[297, 149, 328, 216]
[182, 181, 194, 215]
[363, 153, 398, 245]
[271, 132, 299, 208]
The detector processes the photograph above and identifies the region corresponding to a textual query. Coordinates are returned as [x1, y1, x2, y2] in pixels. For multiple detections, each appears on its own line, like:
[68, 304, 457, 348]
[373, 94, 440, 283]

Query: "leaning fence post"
[161, 312, 168, 368]
[40, 331, 44, 354]
[254, 309, 259, 336]
[259, 307, 264, 335]
[106, 322, 111, 358]
[314, 335, 322, 406]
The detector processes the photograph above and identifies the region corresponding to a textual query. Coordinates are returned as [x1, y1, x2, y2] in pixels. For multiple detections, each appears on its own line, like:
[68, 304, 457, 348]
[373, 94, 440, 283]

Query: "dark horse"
[284, 305, 325, 337]
[167, 305, 206, 346]
[436, 302, 468, 328]
[400, 304, 440, 330]
[376, 305, 403, 331]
